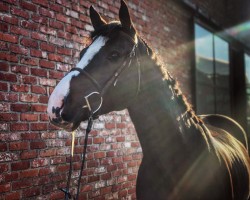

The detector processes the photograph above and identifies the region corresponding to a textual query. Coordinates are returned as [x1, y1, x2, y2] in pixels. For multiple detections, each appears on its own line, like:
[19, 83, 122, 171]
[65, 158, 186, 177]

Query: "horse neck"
[128, 40, 208, 157]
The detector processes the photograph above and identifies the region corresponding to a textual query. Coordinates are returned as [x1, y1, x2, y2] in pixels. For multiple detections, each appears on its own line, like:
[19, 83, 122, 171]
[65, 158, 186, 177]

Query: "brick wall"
[0, 0, 239, 199]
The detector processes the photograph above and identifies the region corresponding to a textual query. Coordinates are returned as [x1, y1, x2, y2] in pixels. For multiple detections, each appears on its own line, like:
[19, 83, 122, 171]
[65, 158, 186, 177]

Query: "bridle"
[60, 31, 141, 200]
[70, 31, 140, 118]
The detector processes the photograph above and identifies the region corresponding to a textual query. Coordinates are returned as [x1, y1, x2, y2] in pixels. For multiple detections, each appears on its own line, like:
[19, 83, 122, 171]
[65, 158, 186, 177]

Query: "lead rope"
[61, 114, 93, 200]
[75, 115, 93, 199]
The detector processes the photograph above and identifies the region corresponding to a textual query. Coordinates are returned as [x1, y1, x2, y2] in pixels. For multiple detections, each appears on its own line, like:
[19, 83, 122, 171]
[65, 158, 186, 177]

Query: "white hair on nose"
[47, 36, 109, 120]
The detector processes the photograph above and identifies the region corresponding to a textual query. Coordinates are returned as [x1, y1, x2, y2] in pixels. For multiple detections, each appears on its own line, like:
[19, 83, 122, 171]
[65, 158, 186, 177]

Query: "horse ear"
[89, 6, 107, 30]
[119, 0, 136, 34]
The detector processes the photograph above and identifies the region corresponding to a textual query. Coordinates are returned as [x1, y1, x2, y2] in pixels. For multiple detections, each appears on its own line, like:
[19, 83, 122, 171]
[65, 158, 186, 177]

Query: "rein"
[60, 32, 141, 199]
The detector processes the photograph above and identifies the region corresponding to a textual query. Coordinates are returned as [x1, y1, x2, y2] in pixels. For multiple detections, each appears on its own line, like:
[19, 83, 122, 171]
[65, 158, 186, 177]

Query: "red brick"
[40, 149, 56, 157]
[39, 96, 49, 104]
[0, 83, 8, 91]
[11, 7, 29, 19]
[30, 141, 46, 149]
[21, 38, 38, 48]
[56, 13, 70, 23]
[20, 169, 39, 178]
[0, 143, 8, 151]
[30, 49, 43, 58]
[32, 158, 49, 168]
[5, 191, 20, 199]
[0, 2, 9, 12]
[21, 132, 40, 140]
[0, 62, 9, 71]
[39, 7, 55, 18]
[11, 65, 29, 74]
[22, 75, 37, 84]
[94, 152, 106, 159]
[40, 59, 55, 69]
[10, 123, 29, 131]
[23, 187, 40, 197]
[48, 54, 64, 62]
[32, 0, 49, 7]
[39, 167, 52, 176]
[0, 32, 18, 43]
[57, 47, 72, 56]
[49, 71, 64, 79]
[105, 123, 116, 129]
[31, 14, 48, 25]
[20, 20, 39, 31]
[31, 104, 47, 112]
[20, 113, 39, 121]
[93, 137, 105, 144]
[20, 151, 38, 160]
[0, 113, 18, 121]
[2, 15, 19, 25]
[0, 183, 10, 193]
[20, 94, 39, 103]
[0, 163, 9, 173]
[10, 26, 29, 36]
[49, 20, 64, 29]
[31, 85, 46, 94]
[10, 141, 29, 151]
[11, 84, 29, 92]
[12, 179, 33, 190]
[11, 104, 30, 112]
[10, 44, 29, 55]
[31, 68, 47, 77]
[20, 1, 37, 11]
[4, 172, 19, 182]
[30, 123, 47, 131]
[11, 161, 30, 171]
[0, 72, 17, 82]
[40, 42, 56, 52]
[20, 56, 39, 66]
[31, 32, 47, 41]
[0, 52, 18, 62]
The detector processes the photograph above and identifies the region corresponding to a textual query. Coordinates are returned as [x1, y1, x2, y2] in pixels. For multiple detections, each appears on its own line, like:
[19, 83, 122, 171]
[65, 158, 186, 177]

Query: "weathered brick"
[21, 113, 39, 121]
[11, 161, 30, 171]
[20, 151, 38, 160]
[9, 141, 29, 151]
[0, 32, 18, 43]
[0, 183, 10, 193]
[30, 141, 46, 149]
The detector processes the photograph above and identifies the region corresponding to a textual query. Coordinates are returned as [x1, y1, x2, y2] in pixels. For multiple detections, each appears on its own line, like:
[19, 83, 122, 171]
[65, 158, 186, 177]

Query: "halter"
[61, 32, 141, 200]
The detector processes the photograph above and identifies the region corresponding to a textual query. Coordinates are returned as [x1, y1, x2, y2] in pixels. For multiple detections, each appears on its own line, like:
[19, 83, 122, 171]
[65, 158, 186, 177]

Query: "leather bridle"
[69, 32, 140, 118]
[61, 31, 141, 200]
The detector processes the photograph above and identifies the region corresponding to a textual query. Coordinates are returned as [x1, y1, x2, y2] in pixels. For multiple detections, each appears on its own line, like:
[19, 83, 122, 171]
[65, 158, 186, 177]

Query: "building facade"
[0, 0, 249, 199]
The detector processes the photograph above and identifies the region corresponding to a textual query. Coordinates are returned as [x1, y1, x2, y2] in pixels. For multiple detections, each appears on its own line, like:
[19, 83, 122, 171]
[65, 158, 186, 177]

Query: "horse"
[47, 1, 250, 199]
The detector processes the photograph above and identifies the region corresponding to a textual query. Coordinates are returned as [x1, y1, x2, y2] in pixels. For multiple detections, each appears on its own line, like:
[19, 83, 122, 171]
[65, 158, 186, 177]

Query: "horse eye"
[108, 51, 120, 61]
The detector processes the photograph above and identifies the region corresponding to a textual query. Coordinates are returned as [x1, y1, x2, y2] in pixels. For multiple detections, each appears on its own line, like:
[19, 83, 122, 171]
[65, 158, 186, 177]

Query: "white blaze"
[47, 36, 109, 120]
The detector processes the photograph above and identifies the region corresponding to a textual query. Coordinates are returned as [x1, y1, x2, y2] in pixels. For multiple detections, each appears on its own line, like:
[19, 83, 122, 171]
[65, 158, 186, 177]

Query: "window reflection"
[195, 24, 230, 115]
[245, 54, 250, 133]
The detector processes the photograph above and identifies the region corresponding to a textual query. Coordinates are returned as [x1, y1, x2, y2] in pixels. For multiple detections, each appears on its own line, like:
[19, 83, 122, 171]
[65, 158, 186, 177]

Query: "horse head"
[47, 0, 141, 131]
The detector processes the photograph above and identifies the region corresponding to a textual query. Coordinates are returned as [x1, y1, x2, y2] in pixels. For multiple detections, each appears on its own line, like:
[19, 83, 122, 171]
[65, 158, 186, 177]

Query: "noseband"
[70, 32, 140, 117]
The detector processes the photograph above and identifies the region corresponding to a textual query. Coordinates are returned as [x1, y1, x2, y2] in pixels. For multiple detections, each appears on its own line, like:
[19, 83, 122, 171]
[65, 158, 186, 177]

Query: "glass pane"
[245, 54, 250, 133]
[214, 36, 230, 115]
[195, 24, 215, 114]
[245, 54, 250, 86]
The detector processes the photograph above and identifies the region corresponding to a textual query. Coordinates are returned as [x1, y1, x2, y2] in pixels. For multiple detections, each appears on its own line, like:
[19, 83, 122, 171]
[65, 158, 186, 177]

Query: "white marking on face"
[76, 36, 109, 69]
[47, 36, 109, 120]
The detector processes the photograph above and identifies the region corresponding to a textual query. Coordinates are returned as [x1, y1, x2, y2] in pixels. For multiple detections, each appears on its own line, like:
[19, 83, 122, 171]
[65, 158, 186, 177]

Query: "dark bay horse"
[47, 1, 250, 199]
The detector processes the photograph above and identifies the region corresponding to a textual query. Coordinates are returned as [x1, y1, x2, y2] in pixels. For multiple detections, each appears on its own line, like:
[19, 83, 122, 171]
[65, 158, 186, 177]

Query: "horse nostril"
[52, 106, 62, 118]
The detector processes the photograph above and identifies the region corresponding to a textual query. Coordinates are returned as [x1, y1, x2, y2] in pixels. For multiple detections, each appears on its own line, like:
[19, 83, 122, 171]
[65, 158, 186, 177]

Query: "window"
[245, 53, 250, 133]
[194, 24, 230, 115]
